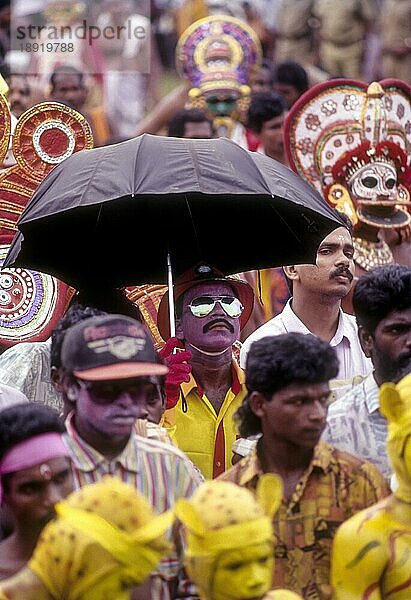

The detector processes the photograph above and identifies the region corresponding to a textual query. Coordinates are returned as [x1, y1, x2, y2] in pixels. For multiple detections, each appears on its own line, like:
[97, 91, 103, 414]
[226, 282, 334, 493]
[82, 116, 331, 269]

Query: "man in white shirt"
[240, 223, 372, 398]
[323, 264, 411, 481]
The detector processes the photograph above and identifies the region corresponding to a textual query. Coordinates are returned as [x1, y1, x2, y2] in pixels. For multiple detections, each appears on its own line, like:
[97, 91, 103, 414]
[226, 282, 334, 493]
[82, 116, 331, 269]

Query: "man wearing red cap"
[157, 263, 254, 480]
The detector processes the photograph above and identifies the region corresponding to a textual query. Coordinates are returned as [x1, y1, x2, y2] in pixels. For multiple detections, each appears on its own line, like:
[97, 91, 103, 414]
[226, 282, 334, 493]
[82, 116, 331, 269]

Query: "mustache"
[203, 318, 234, 333]
[330, 266, 354, 282]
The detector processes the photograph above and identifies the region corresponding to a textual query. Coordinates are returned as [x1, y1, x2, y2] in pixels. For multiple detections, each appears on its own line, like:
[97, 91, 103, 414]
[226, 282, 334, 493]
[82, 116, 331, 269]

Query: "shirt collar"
[181, 356, 244, 397]
[64, 411, 140, 473]
[237, 439, 334, 488]
[281, 300, 310, 334]
[285, 300, 354, 348]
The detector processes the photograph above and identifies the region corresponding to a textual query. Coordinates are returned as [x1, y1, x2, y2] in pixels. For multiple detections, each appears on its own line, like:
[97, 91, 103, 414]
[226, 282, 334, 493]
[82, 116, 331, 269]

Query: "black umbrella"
[4, 134, 345, 290]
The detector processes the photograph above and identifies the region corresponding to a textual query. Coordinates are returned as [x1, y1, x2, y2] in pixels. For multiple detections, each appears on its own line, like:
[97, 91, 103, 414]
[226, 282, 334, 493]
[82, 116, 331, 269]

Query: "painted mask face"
[205, 95, 238, 117]
[349, 162, 397, 203]
[73, 377, 162, 439]
[177, 281, 241, 354]
[347, 161, 410, 227]
[212, 542, 273, 600]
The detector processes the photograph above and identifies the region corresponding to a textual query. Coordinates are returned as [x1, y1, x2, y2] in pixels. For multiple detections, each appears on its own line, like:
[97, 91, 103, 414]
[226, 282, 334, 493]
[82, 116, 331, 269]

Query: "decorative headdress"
[284, 78, 411, 230]
[0, 95, 93, 346]
[176, 15, 261, 128]
[123, 283, 167, 350]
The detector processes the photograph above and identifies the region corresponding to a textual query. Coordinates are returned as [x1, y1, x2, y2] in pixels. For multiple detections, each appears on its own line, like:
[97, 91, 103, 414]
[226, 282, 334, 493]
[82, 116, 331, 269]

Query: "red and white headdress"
[284, 78, 411, 229]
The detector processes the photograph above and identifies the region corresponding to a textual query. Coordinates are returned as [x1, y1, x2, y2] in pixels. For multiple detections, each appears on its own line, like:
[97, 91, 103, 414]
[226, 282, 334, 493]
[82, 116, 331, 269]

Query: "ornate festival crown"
[0, 95, 93, 346]
[176, 15, 261, 99]
[284, 78, 411, 228]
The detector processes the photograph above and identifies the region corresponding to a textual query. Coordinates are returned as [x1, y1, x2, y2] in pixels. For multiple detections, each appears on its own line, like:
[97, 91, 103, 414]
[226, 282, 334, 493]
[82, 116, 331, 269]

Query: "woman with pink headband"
[0, 403, 73, 580]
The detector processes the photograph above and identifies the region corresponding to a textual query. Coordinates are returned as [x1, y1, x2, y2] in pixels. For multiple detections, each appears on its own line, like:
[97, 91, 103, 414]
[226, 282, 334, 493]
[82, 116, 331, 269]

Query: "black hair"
[353, 264, 411, 335]
[0, 403, 65, 461]
[167, 109, 212, 138]
[236, 333, 339, 437]
[50, 64, 84, 90]
[272, 60, 309, 94]
[282, 213, 352, 295]
[50, 301, 108, 370]
[246, 91, 286, 134]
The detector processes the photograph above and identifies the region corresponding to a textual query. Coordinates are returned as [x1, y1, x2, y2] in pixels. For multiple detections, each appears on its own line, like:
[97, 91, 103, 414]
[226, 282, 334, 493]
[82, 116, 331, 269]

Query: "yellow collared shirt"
[163, 360, 245, 479]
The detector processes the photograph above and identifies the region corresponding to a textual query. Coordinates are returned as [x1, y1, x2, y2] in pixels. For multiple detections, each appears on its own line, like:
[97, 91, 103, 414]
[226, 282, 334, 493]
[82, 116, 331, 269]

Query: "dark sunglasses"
[76, 378, 160, 405]
[188, 295, 244, 318]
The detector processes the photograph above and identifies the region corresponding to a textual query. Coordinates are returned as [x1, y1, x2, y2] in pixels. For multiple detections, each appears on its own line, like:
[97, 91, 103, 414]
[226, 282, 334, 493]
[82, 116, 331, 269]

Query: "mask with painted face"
[285, 79, 411, 232]
[174, 474, 302, 600]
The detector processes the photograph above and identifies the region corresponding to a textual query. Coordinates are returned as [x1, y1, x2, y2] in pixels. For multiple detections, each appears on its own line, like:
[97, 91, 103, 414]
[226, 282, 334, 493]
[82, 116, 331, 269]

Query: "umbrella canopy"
[4, 134, 346, 289]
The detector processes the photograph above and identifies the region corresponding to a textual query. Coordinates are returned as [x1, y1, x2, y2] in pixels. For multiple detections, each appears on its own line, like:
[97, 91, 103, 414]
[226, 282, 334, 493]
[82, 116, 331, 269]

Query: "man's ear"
[63, 376, 79, 403]
[358, 326, 373, 358]
[249, 391, 266, 418]
[283, 265, 298, 282]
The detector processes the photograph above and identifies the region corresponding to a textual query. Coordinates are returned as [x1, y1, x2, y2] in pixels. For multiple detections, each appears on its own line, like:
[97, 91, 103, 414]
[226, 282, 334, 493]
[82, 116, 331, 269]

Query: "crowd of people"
[0, 1, 409, 599]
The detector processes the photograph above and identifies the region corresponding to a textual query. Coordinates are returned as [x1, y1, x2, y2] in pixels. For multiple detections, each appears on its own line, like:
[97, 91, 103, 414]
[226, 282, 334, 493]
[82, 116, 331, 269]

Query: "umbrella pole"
[167, 252, 187, 413]
[167, 252, 176, 338]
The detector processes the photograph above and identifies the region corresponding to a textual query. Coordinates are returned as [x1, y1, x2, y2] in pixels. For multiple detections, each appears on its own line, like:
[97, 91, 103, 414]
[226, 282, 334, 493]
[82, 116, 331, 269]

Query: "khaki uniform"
[380, 0, 411, 80]
[275, 0, 314, 63]
[313, 0, 376, 78]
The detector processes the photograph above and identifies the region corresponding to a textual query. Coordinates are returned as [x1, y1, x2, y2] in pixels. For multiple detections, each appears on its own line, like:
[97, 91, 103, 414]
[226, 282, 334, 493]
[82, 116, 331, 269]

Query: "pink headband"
[0, 433, 70, 504]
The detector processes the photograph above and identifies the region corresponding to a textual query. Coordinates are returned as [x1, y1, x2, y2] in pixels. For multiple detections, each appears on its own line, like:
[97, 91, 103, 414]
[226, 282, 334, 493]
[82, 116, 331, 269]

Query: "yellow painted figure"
[174, 475, 302, 600]
[0, 476, 172, 599]
[331, 372, 411, 599]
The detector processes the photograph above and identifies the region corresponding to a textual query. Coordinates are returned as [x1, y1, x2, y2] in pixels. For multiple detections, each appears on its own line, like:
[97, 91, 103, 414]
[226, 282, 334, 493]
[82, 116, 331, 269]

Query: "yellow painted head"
[29, 476, 172, 599]
[380, 372, 411, 503]
[175, 474, 283, 600]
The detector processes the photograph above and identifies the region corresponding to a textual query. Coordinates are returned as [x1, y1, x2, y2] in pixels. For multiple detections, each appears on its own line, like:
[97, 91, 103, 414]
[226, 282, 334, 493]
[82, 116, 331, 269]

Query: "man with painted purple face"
[157, 264, 255, 480]
[58, 314, 203, 599]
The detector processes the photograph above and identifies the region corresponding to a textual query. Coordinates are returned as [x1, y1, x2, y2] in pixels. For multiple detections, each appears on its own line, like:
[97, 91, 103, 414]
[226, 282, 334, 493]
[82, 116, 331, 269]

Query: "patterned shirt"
[322, 373, 391, 479]
[218, 441, 389, 600]
[63, 413, 203, 599]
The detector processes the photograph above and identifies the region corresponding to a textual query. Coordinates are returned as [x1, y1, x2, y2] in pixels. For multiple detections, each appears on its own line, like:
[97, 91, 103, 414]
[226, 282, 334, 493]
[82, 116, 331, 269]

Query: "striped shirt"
[63, 412, 203, 599]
